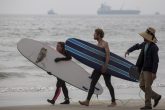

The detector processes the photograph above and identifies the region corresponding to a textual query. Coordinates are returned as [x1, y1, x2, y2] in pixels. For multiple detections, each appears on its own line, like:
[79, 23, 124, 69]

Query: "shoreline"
[0, 99, 164, 110]
[0, 83, 165, 107]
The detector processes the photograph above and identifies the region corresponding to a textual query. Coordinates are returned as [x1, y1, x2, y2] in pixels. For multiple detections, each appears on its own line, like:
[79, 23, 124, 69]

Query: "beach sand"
[0, 78, 165, 110]
[0, 99, 164, 110]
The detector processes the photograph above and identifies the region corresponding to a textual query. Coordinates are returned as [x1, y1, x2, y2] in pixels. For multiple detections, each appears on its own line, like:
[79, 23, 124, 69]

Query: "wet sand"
[0, 99, 164, 110]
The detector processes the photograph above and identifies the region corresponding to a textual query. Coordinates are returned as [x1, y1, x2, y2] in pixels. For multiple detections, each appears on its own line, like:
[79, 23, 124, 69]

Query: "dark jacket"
[127, 42, 159, 74]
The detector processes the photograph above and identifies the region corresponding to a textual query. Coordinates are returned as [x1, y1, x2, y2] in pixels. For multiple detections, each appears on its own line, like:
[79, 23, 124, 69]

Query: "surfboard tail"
[129, 66, 140, 81]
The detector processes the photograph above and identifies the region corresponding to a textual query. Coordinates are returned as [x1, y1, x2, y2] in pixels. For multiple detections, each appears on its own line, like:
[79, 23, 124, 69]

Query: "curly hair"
[95, 28, 104, 38]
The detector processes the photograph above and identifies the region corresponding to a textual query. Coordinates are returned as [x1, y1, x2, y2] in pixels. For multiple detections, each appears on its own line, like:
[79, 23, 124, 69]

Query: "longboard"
[65, 38, 139, 82]
[17, 38, 103, 95]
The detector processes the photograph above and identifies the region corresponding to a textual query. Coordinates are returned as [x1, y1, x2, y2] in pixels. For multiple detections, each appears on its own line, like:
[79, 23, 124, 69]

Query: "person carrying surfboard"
[125, 27, 161, 110]
[79, 28, 117, 107]
[47, 42, 71, 105]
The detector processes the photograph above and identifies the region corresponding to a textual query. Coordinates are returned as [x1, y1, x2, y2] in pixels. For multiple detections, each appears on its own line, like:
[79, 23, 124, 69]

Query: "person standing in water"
[47, 42, 71, 105]
[125, 27, 161, 110]
[79, 28, 116, 107]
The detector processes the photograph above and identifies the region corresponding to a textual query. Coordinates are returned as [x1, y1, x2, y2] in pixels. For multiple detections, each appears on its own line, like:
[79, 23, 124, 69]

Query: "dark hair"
[57, 42, 65, 53]
[95, 28, 104, 38]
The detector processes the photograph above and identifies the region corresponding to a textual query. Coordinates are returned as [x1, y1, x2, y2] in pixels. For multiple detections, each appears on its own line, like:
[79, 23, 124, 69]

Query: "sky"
[0, 0, 164, 15]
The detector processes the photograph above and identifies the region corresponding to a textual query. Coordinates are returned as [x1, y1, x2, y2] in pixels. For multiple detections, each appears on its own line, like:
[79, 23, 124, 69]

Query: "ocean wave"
[103, 83, 165, 89]
[0, 84, 78, 94]
[0, 72, 26, 79]
[0, 83, 164, 94]
[0, 86, 54, 93]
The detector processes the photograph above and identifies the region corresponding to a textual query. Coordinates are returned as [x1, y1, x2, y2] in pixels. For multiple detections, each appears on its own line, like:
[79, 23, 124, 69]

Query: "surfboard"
[17, 38, 103, 95]
[65, 38, 139, 82]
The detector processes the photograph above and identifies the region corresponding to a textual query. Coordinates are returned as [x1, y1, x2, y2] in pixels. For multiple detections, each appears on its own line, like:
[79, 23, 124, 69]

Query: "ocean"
[0, 14, 165, 106]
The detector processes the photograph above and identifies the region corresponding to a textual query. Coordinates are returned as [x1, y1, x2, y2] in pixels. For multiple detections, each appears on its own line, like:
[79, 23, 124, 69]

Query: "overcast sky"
[0, 0, 164, 15]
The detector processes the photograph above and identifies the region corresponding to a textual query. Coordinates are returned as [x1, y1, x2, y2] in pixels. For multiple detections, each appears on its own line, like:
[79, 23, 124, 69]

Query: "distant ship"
[97, 4, 140, 15]
[47, 9, 56, 15]
[155, 12, 160, 15]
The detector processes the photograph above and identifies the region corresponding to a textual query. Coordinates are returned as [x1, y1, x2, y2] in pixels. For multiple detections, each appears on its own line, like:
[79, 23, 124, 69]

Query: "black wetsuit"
[87, 69, 115, 102]
[55, 51, 72, 100]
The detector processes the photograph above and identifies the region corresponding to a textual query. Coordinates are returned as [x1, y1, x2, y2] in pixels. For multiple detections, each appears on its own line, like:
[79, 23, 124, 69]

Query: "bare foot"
[79, 100, 89, 106]
[108, 102, 117, 107]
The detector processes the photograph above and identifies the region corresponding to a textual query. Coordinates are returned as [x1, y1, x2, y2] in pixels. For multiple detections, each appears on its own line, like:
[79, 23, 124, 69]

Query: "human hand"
[125, 51, 129, 58]
[152, 73, 156, 80]
[101, 65, 107, 74]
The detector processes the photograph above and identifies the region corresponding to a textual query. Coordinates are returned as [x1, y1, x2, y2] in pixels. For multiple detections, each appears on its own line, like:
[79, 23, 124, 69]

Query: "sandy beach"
[0, 99, 165, 110]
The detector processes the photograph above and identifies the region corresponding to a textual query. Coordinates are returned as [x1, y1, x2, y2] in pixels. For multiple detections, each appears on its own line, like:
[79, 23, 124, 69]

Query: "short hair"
[95, 28, 104, 38]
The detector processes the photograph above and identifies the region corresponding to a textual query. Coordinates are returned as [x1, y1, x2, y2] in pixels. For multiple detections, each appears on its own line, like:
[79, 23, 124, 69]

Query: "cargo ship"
[97, 3, 140, 15]
[47, 9, 56, 15]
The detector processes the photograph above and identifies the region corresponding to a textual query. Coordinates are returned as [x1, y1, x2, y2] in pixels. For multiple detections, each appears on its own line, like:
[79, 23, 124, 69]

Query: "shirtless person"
[79, 28, 116, 107]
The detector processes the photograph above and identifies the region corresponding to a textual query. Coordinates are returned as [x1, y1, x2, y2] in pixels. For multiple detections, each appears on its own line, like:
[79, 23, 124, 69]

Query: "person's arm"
[104, 42, 110, 66]
[152, 46, 159, 74]
[150, 45, 159, 80]
[55, 52, 72, 62]
[125, 42, 145, 57]
[101, 42, 110, 73]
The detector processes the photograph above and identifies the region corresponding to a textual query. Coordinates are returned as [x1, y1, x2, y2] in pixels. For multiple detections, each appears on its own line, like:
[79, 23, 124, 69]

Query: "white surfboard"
[17, 38, 103, 95]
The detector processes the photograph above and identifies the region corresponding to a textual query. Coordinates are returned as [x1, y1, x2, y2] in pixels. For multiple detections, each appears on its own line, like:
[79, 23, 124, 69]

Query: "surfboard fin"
[129, 66, 139, 81]
[95, 87, 100, 91]
[82, 86, 88, 91]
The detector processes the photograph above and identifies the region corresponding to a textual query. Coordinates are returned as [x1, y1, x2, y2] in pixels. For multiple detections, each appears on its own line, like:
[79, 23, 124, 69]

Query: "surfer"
[79, 28, 116, 107]
[125, 27, 161, 110]
[47, 42, 71, 105]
